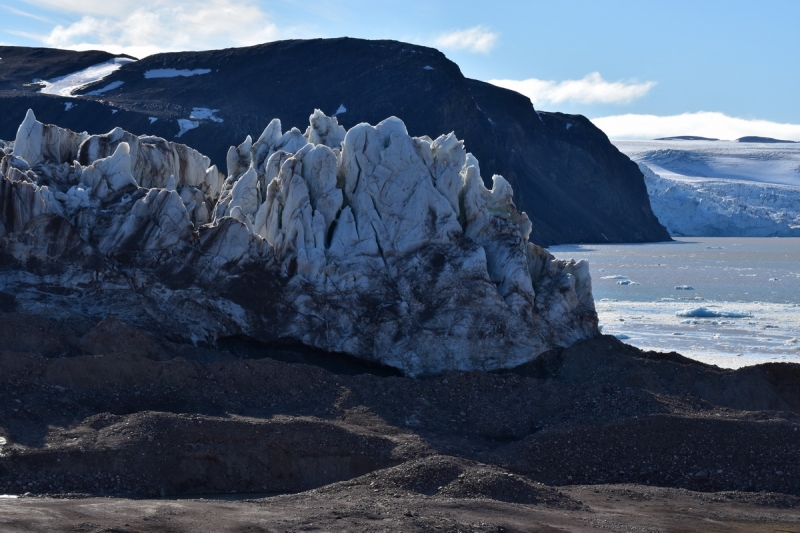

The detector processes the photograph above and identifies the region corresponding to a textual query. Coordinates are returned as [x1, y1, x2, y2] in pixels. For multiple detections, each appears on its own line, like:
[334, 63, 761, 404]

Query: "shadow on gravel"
[217, 335, 403, 377]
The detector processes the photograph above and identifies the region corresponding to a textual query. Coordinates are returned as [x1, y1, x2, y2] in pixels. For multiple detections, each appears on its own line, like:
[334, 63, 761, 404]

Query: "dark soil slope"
[1, 313, 799, 530]
[0, 39, 669, 245]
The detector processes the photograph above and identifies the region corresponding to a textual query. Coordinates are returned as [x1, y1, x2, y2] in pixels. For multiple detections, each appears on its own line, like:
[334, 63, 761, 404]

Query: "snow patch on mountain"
[176, 119, 200, 138]
[85, 81, 124, 96]
[144, 68, 212, 79]
[0, 110, 598, 376]
[190, 108, 223, 123]
[39, 58, 135, 97]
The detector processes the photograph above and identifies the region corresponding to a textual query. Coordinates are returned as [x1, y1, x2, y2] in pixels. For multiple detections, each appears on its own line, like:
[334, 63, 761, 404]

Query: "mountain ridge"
[0, 38, 669, 246]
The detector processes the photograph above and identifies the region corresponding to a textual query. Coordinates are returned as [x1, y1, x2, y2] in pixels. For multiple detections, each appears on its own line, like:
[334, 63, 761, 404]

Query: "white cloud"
[21, 0, 153, 18]
[29, 0, 286, 58]
[433, 26, 498, 54]
[592, 111, 800, 141]
[3, 4, 54, 23]
[489, 72, 656, 106]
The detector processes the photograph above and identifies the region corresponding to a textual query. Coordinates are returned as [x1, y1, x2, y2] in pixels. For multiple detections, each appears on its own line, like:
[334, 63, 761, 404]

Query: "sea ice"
[617, 280, 639, 285]
[334, 104, 346, 115]
[601, 275, 629, 280]
[675, 285, 695, 290]
[149, 117, 158, 124]
[144, 68, 211, 79]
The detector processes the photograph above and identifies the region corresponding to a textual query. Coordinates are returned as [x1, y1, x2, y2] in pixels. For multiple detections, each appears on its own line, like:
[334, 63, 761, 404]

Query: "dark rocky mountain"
[0, 39, 669, 246]
[655, 135, 719, 141]
[736, 136, 798, 144]
[0, 46, 130, 92]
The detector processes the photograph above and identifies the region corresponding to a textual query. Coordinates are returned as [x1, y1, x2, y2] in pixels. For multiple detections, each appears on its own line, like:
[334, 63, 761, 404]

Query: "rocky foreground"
[1, 312, 799, 532]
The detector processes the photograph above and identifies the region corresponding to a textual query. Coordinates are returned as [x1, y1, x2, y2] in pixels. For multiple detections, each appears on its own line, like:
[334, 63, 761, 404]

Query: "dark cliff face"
[0, 38, 669, 245]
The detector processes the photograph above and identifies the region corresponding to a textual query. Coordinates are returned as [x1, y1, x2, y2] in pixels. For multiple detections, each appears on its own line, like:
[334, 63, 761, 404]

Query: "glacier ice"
[615, 140, 800, 237]
[0, 109, 599, 375]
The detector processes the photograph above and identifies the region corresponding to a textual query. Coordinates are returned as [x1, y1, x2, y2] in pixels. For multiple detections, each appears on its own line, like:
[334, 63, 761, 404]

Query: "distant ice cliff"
[616, 140, 800, 237]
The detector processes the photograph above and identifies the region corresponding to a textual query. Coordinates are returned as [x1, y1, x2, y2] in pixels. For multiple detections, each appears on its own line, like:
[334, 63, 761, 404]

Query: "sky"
[2, 0, 799, 140]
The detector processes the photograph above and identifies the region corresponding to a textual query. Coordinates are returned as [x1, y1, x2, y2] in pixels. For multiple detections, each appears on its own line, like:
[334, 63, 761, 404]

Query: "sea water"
[549, 237, 800, 368]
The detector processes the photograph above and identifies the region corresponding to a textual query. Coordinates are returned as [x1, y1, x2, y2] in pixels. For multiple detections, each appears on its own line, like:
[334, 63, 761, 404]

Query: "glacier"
[615, 140, 800, 237]
[0, 110, 598, 376]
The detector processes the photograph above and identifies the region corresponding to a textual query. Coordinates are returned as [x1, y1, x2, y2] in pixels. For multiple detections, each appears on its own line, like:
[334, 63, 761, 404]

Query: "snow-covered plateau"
[0, 110, 598, 375]
[615, 140, 800, 237]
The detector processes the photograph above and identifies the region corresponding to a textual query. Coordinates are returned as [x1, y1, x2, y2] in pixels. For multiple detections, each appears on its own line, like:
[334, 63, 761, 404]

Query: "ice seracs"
[0, 109, 599, 375]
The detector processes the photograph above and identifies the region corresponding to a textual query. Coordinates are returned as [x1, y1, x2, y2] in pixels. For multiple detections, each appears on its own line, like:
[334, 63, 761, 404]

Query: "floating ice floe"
[601, 275, 629, 280]
[149, 117, 158, 124]
[675, 285, 695, 290]
[144, 68, 211, 79]
[675, 307, 751, 318]
[333, 104, 347, 115]
[64, 102, 75, 111]
[38, 57, 135, 97]
[423, 65, 435, 70]
[617, 279, 639, 285]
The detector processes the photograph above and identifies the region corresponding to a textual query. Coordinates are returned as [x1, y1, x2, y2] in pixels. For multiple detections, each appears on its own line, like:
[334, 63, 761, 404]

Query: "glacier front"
[615, 140, 800, 237]
[0, 110, 599, 375]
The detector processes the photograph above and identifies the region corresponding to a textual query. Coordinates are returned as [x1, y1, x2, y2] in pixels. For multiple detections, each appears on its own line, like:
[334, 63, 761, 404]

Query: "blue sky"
[3, 0, 799, 140]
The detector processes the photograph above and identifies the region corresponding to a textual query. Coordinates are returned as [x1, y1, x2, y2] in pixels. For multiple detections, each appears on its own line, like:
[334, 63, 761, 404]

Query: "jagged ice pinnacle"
[0, 109, 599, 375]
